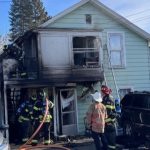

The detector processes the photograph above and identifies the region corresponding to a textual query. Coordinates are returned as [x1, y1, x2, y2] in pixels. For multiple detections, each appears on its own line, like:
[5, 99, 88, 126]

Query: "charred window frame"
[72, 36, 100, 68]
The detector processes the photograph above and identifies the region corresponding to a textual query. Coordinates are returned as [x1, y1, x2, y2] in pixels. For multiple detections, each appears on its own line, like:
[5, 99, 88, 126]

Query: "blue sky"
[0, 0, 150, 35]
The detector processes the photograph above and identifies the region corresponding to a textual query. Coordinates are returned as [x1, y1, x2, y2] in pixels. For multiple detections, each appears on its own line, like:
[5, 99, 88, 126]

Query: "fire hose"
[18, 97, 49, 150]
[18, 98, 70, 150]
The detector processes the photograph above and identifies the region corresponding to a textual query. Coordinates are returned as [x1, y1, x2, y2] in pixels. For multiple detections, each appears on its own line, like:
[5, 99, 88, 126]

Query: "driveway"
[10, 135, 150, 150]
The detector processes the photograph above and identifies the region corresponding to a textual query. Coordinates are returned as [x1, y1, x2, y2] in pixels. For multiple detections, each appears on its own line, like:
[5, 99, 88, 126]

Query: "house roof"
[14, 30, 36, 45]
[39, 0, 150, 40]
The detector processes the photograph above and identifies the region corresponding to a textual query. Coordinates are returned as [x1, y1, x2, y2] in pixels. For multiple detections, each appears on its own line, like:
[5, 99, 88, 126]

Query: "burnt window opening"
[85, 14, 92, 24]
[73, 36, 100, 68]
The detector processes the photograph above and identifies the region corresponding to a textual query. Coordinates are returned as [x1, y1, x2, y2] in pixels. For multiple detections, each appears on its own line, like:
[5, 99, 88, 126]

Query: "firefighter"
[101, 85, 117, 150]
[17, 92, 32, 143]
[31, 89, 54, 145]
[86, 92, 108, 150]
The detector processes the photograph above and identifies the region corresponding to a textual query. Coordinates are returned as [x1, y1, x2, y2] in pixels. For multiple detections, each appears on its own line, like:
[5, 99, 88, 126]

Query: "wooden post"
[1, 60, 9, 142]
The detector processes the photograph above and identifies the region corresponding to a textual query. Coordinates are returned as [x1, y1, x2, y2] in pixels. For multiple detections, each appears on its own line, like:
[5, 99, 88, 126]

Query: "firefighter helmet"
[31, 95, 37, 101]
[101, 85, 112, 95]
[37, 89, 46, 100]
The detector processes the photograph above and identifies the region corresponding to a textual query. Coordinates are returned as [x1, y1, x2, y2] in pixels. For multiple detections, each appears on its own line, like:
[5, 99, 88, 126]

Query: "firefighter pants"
[32, 120, 51, 144]
[20, 120, 31, 143]
[105, 124, 116, 150]
[43, 122, 50, 141]
[92, 131, 108, 150]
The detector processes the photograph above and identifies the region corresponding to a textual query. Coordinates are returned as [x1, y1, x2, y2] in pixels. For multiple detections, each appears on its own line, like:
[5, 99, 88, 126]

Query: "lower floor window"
[119, 88, 133, 100]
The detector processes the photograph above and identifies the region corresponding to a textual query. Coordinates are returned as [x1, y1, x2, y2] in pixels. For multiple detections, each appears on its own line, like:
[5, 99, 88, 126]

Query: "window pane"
[109, 34, 122, 50]
[74, 51, 99, 66]
[73, 36, 97, 48]
[74, 53, 86, 66]
[62, 112, 75, 125]
[73, 37, 86, 48]
[85, 14, 92, 24]
[110, 51, 121, 66]
[87, 37, 97, 48]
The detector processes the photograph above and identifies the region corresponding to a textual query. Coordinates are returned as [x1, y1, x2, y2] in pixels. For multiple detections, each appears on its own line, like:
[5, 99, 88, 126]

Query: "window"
[73, 36, 100, 67]
[85, 14, 92, 24]
[119, 88, 132, 100]
[108, 32, 125, 67]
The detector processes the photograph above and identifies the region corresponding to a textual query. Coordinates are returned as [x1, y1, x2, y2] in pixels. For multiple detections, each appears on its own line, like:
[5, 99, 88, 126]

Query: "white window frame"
[107, 32, 126, 68]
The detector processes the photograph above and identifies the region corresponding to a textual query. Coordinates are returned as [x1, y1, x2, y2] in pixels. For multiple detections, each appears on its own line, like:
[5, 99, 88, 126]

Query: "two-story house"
[1, 0, 150, 144]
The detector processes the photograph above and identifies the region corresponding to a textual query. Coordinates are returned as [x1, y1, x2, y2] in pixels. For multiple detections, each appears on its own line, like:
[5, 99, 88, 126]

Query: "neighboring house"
[1, 0, 150, 144]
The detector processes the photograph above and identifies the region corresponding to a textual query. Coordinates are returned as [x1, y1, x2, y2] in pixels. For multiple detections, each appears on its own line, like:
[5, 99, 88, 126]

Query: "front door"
[57, 88, 77, 136]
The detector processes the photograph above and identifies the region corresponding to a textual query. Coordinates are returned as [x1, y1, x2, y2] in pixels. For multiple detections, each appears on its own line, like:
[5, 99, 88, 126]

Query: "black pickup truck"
[120, 92, 150, 138]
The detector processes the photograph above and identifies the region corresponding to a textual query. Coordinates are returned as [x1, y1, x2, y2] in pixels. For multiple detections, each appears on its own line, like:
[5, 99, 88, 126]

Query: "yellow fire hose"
[18, 97, 49, 150]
